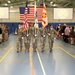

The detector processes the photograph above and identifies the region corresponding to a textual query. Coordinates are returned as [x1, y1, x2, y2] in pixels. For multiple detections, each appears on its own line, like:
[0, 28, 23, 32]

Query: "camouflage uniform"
[40, 28, 47, 52]
[17, 25, 23, 53]
[47, 27, 56, 52]
[5, 26, 9, 41]
[2, 24, 6, 42]
[23, 28, 31, 52]
[31, 27, 38, 52]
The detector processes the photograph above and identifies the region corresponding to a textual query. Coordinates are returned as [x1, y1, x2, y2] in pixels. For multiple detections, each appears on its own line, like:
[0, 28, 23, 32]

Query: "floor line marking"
[0, 47, 13, 62]
[56, 45, 75, 59]
[29, 47, 35, 75]
[36, 49, 46, 75]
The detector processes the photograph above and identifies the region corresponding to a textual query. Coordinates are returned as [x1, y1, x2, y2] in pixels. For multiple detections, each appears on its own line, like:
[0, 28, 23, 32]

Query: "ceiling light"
[53, 4, 57, 6]
[4, 3, 8, 6]
[50, 1, 53, 4]
[10, 6, 13, 8]
[22, 2, 25, 3]
[8, 1, 11, 3]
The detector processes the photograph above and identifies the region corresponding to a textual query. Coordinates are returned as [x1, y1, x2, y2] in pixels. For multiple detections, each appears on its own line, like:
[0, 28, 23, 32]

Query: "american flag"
[20, 7, 43, 21]
[22, 1, 29, 31]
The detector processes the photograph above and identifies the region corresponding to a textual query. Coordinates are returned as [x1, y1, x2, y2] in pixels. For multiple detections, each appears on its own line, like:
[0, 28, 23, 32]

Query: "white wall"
[0, 7, 75, 22]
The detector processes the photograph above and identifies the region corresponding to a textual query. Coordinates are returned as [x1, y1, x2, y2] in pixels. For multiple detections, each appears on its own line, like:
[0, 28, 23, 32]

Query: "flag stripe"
[22, 1, 29, 31]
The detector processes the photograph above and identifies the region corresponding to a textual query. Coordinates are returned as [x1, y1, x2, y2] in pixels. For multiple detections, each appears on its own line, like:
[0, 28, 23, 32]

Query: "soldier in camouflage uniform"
[5, 25, 9, 41]
[30, 24, 39, 52]
[17, 24, 23, 53]
[47, 25, 56, 52]
[23, 28, 31, 52]
[2, 24, 6, 42]
[39, 27, 47, 52]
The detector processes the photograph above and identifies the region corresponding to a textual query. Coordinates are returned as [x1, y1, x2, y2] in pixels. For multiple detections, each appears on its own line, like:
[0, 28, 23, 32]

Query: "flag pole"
[34, 0, 38, 28]
[34, 0, 36, 26]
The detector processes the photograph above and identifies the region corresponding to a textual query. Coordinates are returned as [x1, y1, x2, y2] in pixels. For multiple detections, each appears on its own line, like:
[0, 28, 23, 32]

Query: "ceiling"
[0, 0, 75, 8]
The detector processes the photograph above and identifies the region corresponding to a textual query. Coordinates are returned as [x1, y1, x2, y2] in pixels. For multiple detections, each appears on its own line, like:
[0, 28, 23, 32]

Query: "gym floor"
[0, 35, 75, 75]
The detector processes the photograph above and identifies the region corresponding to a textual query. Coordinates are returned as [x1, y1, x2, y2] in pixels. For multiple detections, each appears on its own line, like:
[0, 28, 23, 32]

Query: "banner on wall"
[54, 8, 73, 19]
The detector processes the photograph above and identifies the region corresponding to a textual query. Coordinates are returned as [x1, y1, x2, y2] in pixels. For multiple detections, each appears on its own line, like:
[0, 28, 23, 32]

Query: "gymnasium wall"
[0, 8, 75, 22]
[0, 8, 75, 34]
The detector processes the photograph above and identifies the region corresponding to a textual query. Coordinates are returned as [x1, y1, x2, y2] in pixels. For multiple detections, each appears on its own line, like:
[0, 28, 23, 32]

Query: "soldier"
[5, 25, 9, 41]
[17, 24, 23, 53]
[23, 28, 31, 52]
[40, 27, 47, 52]
[31, 24, 39, 52]
[2, 24, 6, 42]
[47, 25, 56, 52]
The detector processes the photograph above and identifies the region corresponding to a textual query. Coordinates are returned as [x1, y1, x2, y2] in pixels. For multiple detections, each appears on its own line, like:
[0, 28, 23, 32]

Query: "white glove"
[27, 34, 29, 36]
[48, 33, 51, 36]
[35, 34, 37, 36]
[43, 35, 45, 37]
[54, 38, 56, 39]
[22, 37, 24, 39]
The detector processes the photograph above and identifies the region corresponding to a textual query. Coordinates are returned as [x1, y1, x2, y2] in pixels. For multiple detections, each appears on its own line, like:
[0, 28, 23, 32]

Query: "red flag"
[42, 3, 48, 28]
